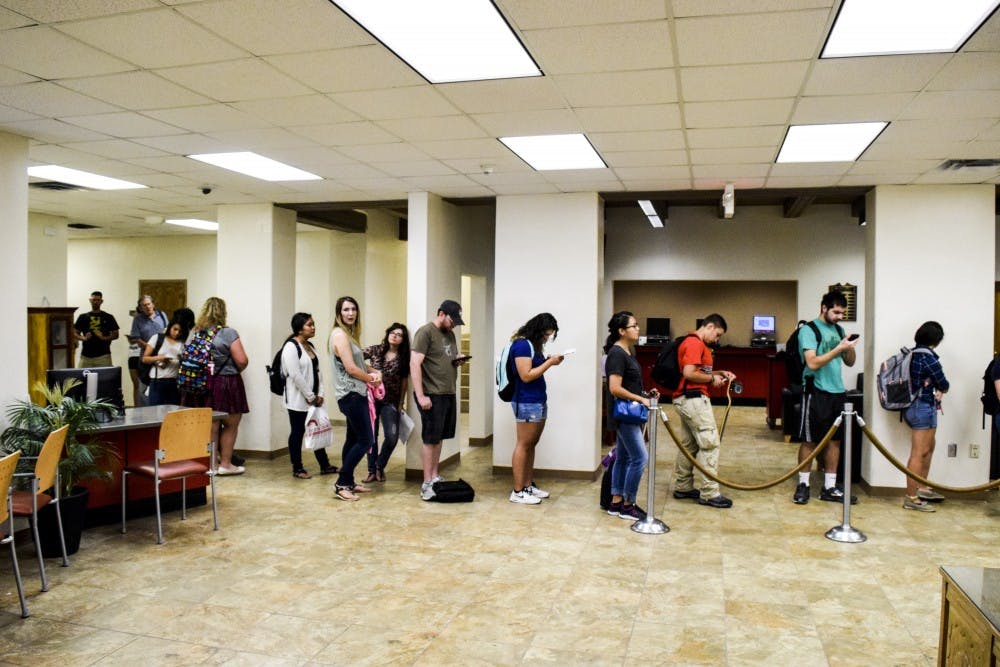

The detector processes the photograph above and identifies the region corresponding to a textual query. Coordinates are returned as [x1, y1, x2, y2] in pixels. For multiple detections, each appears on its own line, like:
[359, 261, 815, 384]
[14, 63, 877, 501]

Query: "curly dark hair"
[377, 322, 411, 378]
[513, 313, 559, 353]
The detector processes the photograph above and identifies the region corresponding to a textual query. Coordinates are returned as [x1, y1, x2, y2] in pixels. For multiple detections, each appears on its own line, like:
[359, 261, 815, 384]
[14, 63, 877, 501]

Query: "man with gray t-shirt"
[410, 300, 470, 500]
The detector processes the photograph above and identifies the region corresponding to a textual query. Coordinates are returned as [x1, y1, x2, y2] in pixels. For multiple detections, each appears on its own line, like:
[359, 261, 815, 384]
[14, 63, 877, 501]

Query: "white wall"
[362, 209, 408, 346]
[27, 212, 68, 307]
[604, 204, 867, 386]
[0, 131, 29, 409]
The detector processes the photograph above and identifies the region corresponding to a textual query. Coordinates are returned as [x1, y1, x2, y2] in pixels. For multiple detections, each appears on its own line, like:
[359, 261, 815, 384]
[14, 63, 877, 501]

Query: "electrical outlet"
[970, 443, 981, 459]
[947, 443, 957, 457]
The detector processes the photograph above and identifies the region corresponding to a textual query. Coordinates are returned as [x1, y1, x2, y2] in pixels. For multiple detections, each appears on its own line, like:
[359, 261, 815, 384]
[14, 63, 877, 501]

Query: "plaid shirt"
[909, 346, 949, 403]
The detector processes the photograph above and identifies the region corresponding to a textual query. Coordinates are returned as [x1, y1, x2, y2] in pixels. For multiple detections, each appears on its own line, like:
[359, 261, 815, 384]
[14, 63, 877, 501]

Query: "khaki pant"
[672, 394, 721, 498]
[79, 354, 112, 368]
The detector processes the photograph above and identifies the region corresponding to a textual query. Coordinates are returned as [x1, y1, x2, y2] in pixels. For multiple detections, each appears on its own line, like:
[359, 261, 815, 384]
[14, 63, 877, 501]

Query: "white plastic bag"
[304, 404, 333, 451]
[398, 411, 416, 444]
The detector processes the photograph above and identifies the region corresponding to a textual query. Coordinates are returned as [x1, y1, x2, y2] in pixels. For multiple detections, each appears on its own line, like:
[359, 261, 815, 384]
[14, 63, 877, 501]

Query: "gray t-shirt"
[211, 326, 241, 376]
[412, 322, 458, 395]
[330, 327, 368, 400]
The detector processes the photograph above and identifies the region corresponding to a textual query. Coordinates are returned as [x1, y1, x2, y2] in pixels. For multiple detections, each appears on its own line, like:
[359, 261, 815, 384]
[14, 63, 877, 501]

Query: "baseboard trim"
[858, 479, 990, 501]
[235, 448, 286, 461]
[491, 465, 603, 481]
[468, 435, 493, 447]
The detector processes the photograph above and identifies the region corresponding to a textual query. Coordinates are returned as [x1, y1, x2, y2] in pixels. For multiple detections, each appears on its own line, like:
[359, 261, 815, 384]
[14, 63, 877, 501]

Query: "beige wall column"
[216, 203, 296, 455]
[0, 131, 29, 408]
[493, 193, 604, 477]
[28, 212, 68, 308]
[862, 185, 995, 490]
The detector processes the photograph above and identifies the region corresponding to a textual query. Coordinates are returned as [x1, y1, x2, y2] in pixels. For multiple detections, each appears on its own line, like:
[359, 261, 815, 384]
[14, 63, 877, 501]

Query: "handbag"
[613, 398, 649, 425]
[304, 404, 334, 450]
[398, 410, 416, 444]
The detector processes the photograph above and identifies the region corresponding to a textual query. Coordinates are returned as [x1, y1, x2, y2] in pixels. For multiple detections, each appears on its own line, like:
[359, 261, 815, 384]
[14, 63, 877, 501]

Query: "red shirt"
[672, 333, 713, 399]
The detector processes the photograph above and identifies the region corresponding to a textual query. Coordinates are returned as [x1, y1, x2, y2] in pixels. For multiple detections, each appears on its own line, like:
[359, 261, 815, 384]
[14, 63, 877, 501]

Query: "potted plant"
[0, 379, 120, 555]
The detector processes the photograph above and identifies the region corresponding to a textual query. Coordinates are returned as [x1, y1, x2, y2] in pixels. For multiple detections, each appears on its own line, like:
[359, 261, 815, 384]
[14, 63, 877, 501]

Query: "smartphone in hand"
[452, 355, 472, 367]
[847, 333, 859, 341]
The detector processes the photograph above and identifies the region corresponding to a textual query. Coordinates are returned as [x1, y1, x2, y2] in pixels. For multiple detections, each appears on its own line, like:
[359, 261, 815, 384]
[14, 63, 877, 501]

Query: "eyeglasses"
[389, 331, 403, 337]
[626, 324, 640, 330]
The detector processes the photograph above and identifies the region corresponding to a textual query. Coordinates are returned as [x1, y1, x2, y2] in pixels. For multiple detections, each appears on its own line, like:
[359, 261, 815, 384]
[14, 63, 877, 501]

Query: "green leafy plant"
[1, 379, 120, 497]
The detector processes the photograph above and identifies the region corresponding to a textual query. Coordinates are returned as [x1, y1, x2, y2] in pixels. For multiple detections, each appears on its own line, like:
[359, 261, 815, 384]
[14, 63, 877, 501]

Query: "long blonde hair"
[332, 296, 361, 345]
[196, 296, 227, 329]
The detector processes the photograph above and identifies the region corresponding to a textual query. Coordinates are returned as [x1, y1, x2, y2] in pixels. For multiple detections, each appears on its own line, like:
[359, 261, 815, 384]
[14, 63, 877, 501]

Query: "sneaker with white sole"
[420, 481, 435, 501]
[525, 483, 550, 499]
[509, 489, 542, 505]
[917, 488, 945, 502]
[903, 496, 935, 512]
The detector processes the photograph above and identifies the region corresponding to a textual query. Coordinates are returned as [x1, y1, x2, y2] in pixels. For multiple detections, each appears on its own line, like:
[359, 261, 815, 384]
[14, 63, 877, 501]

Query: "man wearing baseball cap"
[410, 300, 469, 500]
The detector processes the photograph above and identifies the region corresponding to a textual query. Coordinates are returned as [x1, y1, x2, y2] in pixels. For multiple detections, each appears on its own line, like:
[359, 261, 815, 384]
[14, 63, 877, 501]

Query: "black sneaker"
[673, 488, 700, 501]
[618, 504, 647, 520]
[793, 482, 810, 505]
[697, 494, 733, 509]
[819, 486, 858, 505]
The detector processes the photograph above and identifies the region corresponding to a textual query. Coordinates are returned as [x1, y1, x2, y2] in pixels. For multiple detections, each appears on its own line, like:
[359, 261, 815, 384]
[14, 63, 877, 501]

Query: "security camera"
[201, 186, 213, 195]
[480, 163, 495, 175]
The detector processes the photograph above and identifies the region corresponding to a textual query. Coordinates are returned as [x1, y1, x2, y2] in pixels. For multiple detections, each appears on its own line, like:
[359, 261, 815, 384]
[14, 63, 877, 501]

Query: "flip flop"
[319, 466, 339, 475]
[293, 470, 312, 479]
[334, 485, 359, 501]
[351, 484, 372, 493]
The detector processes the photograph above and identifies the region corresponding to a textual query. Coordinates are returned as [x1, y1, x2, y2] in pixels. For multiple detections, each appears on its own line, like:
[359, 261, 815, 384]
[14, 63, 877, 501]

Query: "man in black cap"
[410, 299, 470, 500]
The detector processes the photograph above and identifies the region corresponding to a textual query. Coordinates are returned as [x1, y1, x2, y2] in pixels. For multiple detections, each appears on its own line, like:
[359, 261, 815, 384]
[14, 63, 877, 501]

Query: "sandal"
[334, 485, 359, 501]
[293, 469, 312, 479]
[319, 466, 339, 475]
[376, 468, 386, 483]
[351, 484, 372, 493]
[362, 472, 377, 484]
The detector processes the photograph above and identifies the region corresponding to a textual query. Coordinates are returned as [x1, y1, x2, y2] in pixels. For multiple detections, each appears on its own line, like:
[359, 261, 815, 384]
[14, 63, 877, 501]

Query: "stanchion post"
[825, 401, 867, 544]
[632, 395, 670, 535]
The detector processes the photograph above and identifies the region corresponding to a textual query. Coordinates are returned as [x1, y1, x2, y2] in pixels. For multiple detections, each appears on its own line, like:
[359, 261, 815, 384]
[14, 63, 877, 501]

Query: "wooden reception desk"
[939, 566, 1000, 665]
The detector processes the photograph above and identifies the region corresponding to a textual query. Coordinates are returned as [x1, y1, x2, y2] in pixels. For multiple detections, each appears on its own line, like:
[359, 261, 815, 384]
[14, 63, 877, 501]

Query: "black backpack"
[982, 357, 1000, 416]
[267, 340, 301, 396]
[430, 479, 475, 503]
[137, 333, 166, 386]
[783, 320, 843, 387]
[650, 333, 698, 390]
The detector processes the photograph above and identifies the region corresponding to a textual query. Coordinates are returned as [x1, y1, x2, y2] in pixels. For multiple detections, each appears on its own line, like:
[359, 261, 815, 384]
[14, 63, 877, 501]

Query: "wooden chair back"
[158, 409, 212, 464]
[34, 425, 68, 495]
[0, 451, 21, 525]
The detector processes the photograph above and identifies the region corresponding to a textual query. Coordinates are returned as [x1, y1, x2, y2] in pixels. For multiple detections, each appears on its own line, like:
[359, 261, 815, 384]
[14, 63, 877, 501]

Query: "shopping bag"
[304, 404, 334, 450]
[398, 410, 416, 444]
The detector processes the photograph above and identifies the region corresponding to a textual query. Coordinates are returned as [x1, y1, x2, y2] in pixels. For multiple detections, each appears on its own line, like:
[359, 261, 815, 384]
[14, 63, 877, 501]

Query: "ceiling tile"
[603, 149, 688, 167]
[979, 122, 1000, 141]
[203, 128, 317, 151]
[804, 55, 949, 95]
[770, 162, 851, 176]
[589, 130, 686, 152]
[690, 147, 777, 163]
[629, 178, 695, 190]
[849, 159, 939, 175]
[62, 111, 188, 137]
[912, 168, 998, 184]
[289, 121, 398, 147]
[437, 77, 566, 114]
[443, 155, 532, 174]
[927, 53, 1000, 91]
[56, 8, 249, 68]
[131, 133, 234, 155]
[692, 163, 771, 179]
[672, 0, 833, 17]
[266, 46, 423, 93]
[499, 0, 666, 29]
[680, 62, 810, 101]
[523, 21, 673, 74]
[687, 126, 787, 148]
[58, 71, 212, 110]
[862, 141, 969, 161]
[0, 81, 119, 116]
[144, 104, 272, 133]
[685, 99, 794, 128]
[0, 103, 38, 122]
[377, 161, 457, 178]
[28, 143, 105, 165]
[0, 0, 160, 22]
[900, 91, 1000, 120]
[791, 93, 914, 124]
[2, 118, 110, 143]
[0, 5, 34, 29]
[838, 173, 917, 186]
[63, 139, 169, 159]
[675, 10, 829, 66]
[765, 175, 846, 187]
[576, 105, 681, 132]
[412, 138, 512, 160]
[0, 25, 134, 79]
[473, 108, 581, 136]
[614, 165, 692, 180]
[338, 142, 430, 163]
[943, 141, 1000, 160]
[879, 118, 996, 144]
[156, 59, 313, 103]
[176, 0, 372, 56]
[964, 10, 1000, 51]
[232, 95, 360, 127]
[0, 64, 37, 86]
[376, 116, 487, 143]
[553, 70, 677, 107]
[331, 86, 460, 121]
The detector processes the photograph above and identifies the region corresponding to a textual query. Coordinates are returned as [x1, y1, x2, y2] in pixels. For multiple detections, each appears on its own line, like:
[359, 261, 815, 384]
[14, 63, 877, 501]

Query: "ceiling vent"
[67, 223, 99, 229]
[939, 159, 1000, 170]
[29, 181, 90, 191]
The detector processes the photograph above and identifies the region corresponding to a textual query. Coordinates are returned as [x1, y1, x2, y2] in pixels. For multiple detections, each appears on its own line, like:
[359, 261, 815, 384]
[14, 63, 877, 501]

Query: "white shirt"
[282, 339, 324, 411]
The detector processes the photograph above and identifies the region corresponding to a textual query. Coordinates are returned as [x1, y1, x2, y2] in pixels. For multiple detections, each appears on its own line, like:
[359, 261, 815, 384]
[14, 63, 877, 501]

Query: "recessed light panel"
[330, 0, 541, 83]
[499, 134, 606, 171]
[165, 218, 219, 231]
[822, 0, 1000, 57]
[187, 152, 321, 182]
[27, 165, 146, 190]
[776, 122, 888, 163]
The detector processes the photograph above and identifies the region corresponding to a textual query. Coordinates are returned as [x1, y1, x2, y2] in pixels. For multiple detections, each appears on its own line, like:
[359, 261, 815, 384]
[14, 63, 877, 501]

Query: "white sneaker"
[525, 483, 549, 499]
[420, 481, 436, 501]
[509, 489, 541, 505]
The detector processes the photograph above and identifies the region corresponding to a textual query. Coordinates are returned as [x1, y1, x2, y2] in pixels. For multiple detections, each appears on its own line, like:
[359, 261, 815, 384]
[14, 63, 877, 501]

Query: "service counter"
[81, 405, 225, 526]
[939, 566, 1000, 665]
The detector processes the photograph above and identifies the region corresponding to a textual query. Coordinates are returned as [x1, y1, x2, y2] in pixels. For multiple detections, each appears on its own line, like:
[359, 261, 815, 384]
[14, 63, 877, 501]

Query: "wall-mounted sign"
[829, 283, 857, 322]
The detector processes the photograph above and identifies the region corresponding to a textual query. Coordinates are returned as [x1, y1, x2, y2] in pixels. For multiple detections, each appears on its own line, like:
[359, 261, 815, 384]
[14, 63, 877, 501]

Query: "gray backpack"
[877, 347, 932, 411]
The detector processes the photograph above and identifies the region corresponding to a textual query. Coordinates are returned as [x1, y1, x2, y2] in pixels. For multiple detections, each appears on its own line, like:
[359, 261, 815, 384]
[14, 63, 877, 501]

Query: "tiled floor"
[1, 406, 997, 666]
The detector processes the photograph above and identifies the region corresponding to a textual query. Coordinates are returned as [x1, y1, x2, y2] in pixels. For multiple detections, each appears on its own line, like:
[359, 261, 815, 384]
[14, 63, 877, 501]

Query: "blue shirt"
[909, 346, 949, 404]
[511, 338, 546, 403]
[799, 318, 846, 394]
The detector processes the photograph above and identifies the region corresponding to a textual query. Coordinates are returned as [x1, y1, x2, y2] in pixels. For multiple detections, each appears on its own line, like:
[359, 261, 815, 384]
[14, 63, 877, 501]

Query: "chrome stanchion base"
[825, 525, 867, 543]
[631, 517, 670, 535]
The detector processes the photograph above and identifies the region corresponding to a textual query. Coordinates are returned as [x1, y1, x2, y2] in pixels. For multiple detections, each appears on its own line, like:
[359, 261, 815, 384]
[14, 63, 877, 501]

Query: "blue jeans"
[904, 399, 937, 430]
[366, 402, 400, 473]
[610, 423, 648, 503]
[336, 392, 374, 487]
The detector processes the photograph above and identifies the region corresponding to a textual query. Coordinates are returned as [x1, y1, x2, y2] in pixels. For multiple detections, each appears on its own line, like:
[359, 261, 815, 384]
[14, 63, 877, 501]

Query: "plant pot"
[38, 486, 89, 557]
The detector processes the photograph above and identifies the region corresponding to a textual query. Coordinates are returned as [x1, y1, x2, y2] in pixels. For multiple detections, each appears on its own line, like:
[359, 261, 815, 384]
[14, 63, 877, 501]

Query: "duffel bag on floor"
[431, 478, 475, 503]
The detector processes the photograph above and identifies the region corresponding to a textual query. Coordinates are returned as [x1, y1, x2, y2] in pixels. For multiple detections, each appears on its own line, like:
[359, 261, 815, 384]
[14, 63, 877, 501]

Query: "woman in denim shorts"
[902, 321, 950, 512]
[508, 313, 565, 505]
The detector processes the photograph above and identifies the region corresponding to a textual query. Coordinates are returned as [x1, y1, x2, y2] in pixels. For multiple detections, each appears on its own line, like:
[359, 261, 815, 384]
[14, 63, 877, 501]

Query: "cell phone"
[848, 334, 859, 341]
[561, 349, 576, 356]
[451, 355, 471, 366]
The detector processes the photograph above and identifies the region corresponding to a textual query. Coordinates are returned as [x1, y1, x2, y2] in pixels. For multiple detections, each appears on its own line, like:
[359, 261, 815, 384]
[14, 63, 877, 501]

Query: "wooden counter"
[636, 344, 777, 405]
[939, 565, 1000, 665]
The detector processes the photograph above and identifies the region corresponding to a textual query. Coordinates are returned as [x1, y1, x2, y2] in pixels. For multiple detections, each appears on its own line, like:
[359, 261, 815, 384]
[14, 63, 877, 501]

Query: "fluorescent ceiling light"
[776, 122, 887, 163]
[165, 218, 218, 231]
[330, 0, 541, 83]
[499, 134, 606, 171]
[822, 0, 1000, 57]
[186, 152, 321, 182]
[27, 165, 146, 190]
[638, 200, 664, 228]
[645, 215, 664, 229]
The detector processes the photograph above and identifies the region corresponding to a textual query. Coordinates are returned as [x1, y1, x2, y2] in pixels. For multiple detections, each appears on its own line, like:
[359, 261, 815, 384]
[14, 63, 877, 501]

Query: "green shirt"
[800, 318, 846, 394]
[412, 321, 458, 395]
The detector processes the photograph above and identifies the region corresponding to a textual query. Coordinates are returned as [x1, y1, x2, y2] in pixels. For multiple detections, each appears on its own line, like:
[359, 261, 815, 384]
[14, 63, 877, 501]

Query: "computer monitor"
[752, 315, 776, 335]
[46, 366, 125, 417]
[646, 317, 671, 339]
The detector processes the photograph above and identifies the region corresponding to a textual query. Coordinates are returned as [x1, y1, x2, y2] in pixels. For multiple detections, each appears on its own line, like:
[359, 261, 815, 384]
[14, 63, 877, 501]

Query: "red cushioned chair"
[120, 408, 218, 545]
